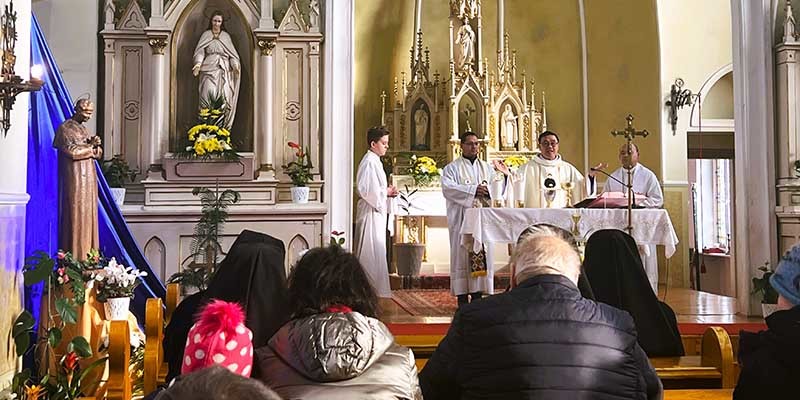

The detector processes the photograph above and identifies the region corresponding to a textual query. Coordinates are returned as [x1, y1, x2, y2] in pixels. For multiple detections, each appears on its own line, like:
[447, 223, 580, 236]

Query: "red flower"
[331, 230, 343, 236]
[57, 251, 66, 260]
[296, 151, 304, 158]
[288, 141, 300, 149]
[62, 351, 79, 372]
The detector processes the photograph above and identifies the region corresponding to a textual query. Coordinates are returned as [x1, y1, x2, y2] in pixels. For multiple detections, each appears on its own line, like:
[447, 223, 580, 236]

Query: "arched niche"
[689, 64, 734, 131]
[456, 89, 483, 138]
[287, 234, 309, 271]
[170, 0, 255, 152]
[144, 236, 167, 279]
[410, 98, 432, 151]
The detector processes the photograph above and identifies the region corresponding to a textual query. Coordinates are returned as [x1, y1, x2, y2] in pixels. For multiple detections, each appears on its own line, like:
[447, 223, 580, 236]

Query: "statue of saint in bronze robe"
[53, 114, 102, 258]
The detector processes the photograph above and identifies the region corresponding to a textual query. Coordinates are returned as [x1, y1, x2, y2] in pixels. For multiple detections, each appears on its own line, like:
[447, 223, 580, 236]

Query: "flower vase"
[291, 186, 310, 204]
[110, 187, 126, 206]
[104, 297, 131, 321]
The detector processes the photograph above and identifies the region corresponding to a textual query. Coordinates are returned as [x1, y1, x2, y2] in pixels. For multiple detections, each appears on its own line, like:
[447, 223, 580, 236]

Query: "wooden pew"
[144, 297, 164, 394]
[397, 326, 736, 389]
[165, 283, 181, 324]
[651, 326, 735, 389]
[664, 388, 733, 399]
[107, 320, 132, 400]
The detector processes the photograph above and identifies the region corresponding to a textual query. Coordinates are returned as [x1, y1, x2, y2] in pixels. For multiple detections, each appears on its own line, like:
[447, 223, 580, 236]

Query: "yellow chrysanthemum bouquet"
[409, 154, 441, 186]
[181, 93, 238, 159]
[503, 154, 529, 171]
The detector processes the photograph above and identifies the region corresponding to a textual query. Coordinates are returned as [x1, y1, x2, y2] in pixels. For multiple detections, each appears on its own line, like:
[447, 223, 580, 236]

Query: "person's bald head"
[618, 142, 639, 169]
[511, 234, 581, 287]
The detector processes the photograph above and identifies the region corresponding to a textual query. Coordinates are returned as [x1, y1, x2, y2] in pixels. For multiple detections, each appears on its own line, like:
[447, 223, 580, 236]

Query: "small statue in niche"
[193, 10, 241, 130]
[413, 107, 430, 150]
[309, 0, 320, 29]
[501, 104, 518, 149]
[454, 18, 475, 71]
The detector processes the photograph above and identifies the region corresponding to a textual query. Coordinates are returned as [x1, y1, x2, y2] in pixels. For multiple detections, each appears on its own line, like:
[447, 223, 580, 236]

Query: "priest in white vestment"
[442, 132, 506, 306]
[591, 142, 664, 293]
[519, 131, 589, 208]
[354, 127, 397, 298]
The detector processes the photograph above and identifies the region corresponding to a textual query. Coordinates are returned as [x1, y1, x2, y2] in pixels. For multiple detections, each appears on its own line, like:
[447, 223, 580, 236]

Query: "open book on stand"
[571, 192, 646, 209]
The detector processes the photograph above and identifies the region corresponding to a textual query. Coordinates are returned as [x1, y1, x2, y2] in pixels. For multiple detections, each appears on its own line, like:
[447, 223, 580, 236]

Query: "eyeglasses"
[539, 141, 559, 147]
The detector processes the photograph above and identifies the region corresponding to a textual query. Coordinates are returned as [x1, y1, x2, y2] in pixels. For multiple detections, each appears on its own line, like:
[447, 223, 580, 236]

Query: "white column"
[256, 39, 276, 180]
[414, 0, 422, 39]
[260, 0, 275, 29]
[146, 37, 168, 178]
[324, 0, 354, 247]
[0, 0, 30, 386]
[149, 0, 165, 27]
[102, 38, 116, 160]
[731, 0, 778, 315]
[497, 0, 504, 61]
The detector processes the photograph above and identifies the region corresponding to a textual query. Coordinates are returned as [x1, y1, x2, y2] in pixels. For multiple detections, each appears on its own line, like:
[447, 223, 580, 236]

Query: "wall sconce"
[0, 0, 43, 138]
[664, 78, 696, 135]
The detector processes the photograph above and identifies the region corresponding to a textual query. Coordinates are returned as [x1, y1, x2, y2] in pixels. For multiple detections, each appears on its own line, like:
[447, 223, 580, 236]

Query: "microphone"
[589, 167, 637, 206]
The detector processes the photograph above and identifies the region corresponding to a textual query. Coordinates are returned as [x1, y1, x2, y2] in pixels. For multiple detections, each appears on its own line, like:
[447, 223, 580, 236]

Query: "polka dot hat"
[181, 300, 254, 377]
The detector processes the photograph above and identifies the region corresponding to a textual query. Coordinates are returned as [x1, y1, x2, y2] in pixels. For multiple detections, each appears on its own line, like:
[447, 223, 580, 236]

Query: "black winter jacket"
[419, 274, 663, 400]
[734, 305, 800, 399]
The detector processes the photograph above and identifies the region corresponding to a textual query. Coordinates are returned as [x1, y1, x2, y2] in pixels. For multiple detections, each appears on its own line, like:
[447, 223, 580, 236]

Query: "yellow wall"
[354, 0, 661, 176]
[584, 0, 661, 175]
[657, 0, 732, 182]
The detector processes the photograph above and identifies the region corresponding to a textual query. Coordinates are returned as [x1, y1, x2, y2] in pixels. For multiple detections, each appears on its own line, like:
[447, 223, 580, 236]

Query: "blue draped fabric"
[25, 15, 165, 327]
[25, 15, 72, 331]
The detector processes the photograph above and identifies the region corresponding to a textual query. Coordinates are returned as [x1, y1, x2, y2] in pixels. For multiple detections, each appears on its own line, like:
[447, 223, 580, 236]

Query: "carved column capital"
[148, 38, 168, 55]
[257, 39, 277, 56]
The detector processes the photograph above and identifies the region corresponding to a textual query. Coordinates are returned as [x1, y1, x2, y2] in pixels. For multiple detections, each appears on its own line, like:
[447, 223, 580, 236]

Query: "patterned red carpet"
[392, 289, 458, 317]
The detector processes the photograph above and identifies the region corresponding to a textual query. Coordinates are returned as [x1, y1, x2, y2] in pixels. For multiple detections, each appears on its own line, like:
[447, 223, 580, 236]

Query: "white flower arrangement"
[93, 257, 148, 302]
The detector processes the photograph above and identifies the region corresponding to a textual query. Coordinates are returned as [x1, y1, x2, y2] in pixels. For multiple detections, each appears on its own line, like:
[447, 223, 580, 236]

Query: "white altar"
[460, 208, 679, 256]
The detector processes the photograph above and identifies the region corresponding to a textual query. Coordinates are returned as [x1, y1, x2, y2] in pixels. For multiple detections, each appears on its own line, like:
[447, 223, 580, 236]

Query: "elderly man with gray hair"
[419, 224, 662, 400]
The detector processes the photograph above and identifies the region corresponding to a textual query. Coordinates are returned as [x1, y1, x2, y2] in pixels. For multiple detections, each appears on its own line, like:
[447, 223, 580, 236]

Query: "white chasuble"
[601, 163, 664, 208]
[521, 155, 587, 208]
[602, 163, 664, 293]
[441, 157, 496, 296]
[354, 151, 392, 298]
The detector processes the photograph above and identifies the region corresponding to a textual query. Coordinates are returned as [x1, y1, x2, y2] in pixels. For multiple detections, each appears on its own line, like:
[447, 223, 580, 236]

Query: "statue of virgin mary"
[192, 11, 241, 130]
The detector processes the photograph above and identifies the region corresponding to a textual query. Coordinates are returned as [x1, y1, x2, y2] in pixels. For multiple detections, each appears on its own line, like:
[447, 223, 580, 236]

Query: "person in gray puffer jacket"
[253, 245, 422, 400]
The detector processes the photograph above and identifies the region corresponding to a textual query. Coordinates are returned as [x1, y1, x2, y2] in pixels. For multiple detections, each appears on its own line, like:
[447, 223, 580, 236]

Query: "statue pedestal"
[163, 153, 256, 181]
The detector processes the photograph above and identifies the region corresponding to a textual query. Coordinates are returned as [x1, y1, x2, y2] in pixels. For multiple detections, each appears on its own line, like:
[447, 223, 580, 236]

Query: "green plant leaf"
[48, 327, 63, 349]
[78, 356, 109, 384]
[68, 336, 93, 358]
[12, 310, 34, 337]
[55, 297, 78, 325]
[24, 252, 54, 286]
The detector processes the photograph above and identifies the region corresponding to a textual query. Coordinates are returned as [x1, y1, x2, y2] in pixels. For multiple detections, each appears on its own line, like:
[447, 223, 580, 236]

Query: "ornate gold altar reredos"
[386, 0, 546, 165]
[171, 0, 255, 151]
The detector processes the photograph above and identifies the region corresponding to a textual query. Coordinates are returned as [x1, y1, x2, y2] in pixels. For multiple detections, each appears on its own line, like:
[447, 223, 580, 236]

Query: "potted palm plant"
[752, 261, 779, 317]
[168, 184, 240, 295]
[393, 185, 424, 277]
[101, 154, 138, 206]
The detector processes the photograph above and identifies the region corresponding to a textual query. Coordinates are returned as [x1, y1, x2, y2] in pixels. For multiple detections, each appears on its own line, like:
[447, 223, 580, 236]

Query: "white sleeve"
[356, 159, 387, 213]
[441, 163, 477, 209]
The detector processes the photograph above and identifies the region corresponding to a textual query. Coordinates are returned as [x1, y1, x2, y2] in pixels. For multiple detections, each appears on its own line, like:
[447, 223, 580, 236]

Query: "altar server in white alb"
[355, 127, 397, 298]
[596, 142, 664, 293]
[519, 131, 591, 208]
[441, 132, 507, 306]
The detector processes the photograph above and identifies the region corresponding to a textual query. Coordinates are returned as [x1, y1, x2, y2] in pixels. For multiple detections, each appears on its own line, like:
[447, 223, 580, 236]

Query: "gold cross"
[609, 114, 648, 235]
[610, 114, 649, 142]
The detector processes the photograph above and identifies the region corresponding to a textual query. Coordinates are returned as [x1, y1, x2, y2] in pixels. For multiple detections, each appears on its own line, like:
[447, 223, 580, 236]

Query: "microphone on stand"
[589, 167, 638, 207]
